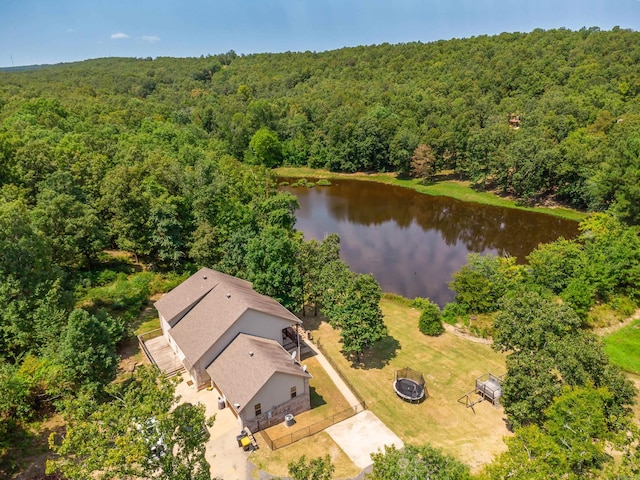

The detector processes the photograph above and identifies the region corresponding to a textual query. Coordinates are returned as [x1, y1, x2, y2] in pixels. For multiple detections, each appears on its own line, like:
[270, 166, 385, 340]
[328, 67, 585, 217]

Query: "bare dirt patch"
[594, 309, 640, 337]
[8, 415, 65, 480]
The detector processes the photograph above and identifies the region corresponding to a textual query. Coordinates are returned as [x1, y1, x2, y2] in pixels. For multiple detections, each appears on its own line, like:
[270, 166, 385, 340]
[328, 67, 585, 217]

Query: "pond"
[281, 179, 580, 306]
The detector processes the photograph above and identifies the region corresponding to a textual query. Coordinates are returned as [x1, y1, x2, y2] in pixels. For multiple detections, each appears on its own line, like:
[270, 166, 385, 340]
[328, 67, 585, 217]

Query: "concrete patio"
[174, 378, 254, 479]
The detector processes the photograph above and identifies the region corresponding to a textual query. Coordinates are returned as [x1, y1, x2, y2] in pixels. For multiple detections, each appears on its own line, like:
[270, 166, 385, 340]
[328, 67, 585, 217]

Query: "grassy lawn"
[275, 166, 585, 222]
[251, 431, 360, 479]
[301, 297, 510, 471]
[251, 356, 358, 478]
[604, 319, 640, 374]
[133, 299, 162, 336]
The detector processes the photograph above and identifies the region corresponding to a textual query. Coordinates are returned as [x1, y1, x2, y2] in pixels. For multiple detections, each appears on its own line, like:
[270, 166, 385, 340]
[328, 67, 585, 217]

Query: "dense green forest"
[3, 27, 640, 222]
[1, 27, 640, 478]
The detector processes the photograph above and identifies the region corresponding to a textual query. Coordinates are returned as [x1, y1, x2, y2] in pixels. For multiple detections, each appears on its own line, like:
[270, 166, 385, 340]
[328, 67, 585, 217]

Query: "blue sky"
[1, 0, 639, 68]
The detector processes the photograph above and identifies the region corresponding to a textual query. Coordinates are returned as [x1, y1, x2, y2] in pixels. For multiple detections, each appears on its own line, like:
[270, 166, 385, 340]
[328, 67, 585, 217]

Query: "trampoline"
[393, 367, 426, 403]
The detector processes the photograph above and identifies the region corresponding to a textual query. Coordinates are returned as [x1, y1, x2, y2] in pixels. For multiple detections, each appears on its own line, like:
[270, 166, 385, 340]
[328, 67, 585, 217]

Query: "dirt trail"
[593, 309, 640, 337]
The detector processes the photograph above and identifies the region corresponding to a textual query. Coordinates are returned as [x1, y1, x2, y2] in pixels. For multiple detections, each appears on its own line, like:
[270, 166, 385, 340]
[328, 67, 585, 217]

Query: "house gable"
[206, 334, 310, 414]
[154, 267, 305, 389]
[167, 289, 301, 370]
[242, 371, 309, 420]
[154, 267, 219, 326]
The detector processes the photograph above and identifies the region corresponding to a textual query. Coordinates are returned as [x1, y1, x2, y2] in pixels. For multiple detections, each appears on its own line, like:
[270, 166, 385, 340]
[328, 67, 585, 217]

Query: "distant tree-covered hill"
[1, 27, 639, 223]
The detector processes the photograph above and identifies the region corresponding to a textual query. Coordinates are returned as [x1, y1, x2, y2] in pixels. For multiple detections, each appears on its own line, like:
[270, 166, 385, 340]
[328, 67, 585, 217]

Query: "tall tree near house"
[48, 366, 214, 480]
[148, 193, 187, 268]
[338, 273, 386, 362]
[298, 233, 341, 315]
[100, 163, 153, 262]
[58, 309, 118, 394]
[245, 226, 303, 312]
[319, 261, 386, 363]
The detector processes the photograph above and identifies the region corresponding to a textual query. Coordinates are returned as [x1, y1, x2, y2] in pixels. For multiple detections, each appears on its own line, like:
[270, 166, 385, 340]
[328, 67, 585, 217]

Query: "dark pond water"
[281, 179, 580, 306]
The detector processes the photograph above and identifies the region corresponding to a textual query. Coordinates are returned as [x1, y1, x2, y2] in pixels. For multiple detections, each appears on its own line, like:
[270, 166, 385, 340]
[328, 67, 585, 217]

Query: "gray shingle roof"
[154, 268, 301, 366]
[206, 334, 311, 413]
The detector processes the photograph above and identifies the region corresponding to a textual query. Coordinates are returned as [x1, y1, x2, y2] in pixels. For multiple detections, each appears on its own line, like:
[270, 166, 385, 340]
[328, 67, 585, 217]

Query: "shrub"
[317, 179, 332, 186]
[383, 293, 412, 306]
[291, 178, 308, 187]
[410, 296, 432, 310]
[561, 277, 596, 321]
[442, 302, 468, 326]
[418, 301, 444, 336]
[609, 295, 637, 317]
[96, 269, 118, 286]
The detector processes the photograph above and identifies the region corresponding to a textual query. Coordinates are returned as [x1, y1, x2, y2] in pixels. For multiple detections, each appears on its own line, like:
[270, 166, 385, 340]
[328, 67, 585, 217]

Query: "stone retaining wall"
[244, 391, 310, 432]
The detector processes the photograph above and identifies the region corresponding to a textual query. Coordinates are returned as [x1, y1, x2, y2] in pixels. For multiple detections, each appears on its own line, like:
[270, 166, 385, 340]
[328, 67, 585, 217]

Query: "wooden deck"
[140, 334, 185, 377]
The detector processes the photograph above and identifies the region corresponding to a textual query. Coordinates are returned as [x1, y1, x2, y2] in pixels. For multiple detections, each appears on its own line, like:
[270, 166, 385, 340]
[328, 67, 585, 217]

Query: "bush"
[418, 301, 444, 336]
[441, 302, 469, 326]
[410, 296, 432, 310]
[317, 179, 332, 186]
[383, 293, 412, 306]
[291, 178, 308, 187]
[561, 277, 596, 321]
[609, 295, 637, 317]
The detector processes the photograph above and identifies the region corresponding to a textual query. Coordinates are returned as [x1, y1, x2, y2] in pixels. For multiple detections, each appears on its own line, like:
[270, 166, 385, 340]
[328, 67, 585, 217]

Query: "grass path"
[275, 166, 585, 222]
[603, 310, 640, 375]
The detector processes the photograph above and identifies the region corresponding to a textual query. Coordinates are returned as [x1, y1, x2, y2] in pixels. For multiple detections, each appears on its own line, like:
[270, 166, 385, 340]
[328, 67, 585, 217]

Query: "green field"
[275, 167, 586, 222]
[604, 319, 640, 374]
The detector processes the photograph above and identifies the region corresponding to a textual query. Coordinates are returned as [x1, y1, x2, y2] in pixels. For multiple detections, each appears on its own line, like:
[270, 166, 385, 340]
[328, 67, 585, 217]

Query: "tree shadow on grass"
[309, 386, 327, 409]
[1, 413, 65, 480]
[350, 334, 401, 370]
[299, 311, 324, 332]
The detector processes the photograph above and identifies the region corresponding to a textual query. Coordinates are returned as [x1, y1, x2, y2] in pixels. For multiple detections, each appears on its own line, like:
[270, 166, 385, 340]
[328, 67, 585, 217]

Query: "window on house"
[291, 386, 297, 398]
[254, 403, 262, 416]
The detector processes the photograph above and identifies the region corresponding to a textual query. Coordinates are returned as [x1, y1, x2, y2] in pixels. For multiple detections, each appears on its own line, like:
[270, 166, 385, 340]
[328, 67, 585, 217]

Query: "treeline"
[2, 27, 640, 223]
[444, 213, 640, 478]
[0, 63, 386, 474]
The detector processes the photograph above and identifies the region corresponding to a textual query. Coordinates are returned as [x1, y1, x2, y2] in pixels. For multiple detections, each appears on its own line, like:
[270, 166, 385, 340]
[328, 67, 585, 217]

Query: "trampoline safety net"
[395, 367, 425, 387]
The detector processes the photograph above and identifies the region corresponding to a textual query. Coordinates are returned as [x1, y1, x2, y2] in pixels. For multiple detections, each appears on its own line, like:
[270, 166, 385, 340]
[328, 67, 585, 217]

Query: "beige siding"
[160, 314, 170, 337]
[243, 372, 307, 421]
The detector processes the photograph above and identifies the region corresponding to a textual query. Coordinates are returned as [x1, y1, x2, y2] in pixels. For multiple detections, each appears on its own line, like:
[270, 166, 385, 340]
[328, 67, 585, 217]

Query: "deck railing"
[137, 328, 163, 367]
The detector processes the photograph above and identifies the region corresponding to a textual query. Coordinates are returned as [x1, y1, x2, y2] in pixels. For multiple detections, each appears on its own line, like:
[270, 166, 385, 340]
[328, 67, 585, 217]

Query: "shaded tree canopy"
[368, 444, 471, 480]
[48, 366, 213, 480]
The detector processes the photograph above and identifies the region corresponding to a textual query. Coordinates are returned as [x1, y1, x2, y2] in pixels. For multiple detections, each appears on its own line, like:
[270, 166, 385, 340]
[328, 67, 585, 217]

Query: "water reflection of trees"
[301, 180, 578, 261]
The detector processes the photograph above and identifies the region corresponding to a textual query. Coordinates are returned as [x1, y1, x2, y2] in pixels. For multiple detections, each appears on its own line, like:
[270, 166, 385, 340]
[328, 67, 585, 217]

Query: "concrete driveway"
[174, 379, 253, 479]
[326, 410, 404, 469]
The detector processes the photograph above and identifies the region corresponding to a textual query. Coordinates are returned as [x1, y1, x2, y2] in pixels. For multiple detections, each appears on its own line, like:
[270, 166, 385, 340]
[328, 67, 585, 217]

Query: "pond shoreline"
[275, 167, 586, 222]
[281, 176, 579, 304]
